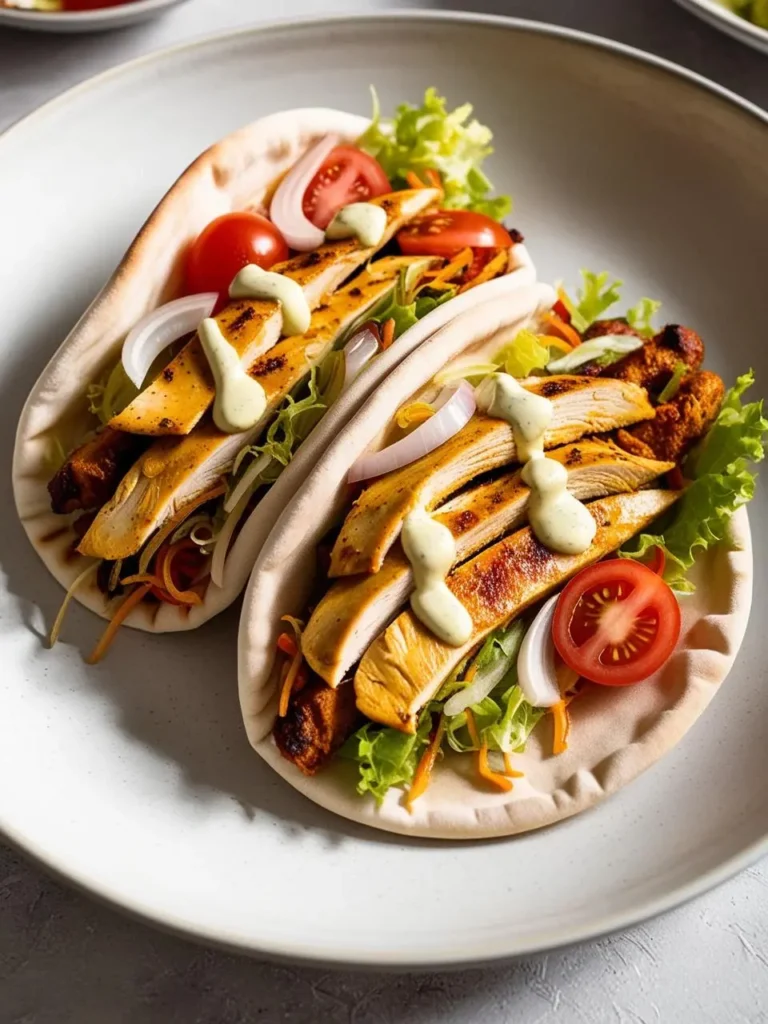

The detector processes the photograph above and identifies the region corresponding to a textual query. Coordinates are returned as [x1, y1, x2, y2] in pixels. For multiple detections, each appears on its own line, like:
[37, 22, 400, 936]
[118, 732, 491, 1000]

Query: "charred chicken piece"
[273, 678, 360, 776]
[616, 370, 725, 463]
[48, 428, 148, 515]
[577, 321, 705, 394]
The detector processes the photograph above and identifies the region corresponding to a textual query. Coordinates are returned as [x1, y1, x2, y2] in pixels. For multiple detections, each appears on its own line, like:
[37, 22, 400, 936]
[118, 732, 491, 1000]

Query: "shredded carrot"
[120, 573, 164, 588]
[138, 482, 226, 576]
[380, 318, 396, 350]
[406, 714, 446, 810]
[161, 542, 203, 605]
[540, 334, 573, 356]
[405, 170, 426, 189]
[428, 246, 473, 287]
[425, 168, 443, 190]
[544, 312, 582, 350]
[465, 709, 513, 792]
[551, 700, 570, 755]
[277, 632, 298, 657]
[502, 752, 524, 778]
[278, 646, 306, 717]
[459, 249, 509, 292]
[86, 584, 153, 665]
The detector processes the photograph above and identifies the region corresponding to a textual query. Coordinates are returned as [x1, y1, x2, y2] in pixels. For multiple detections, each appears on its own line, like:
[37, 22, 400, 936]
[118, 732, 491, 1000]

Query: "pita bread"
[237, 293, 753, 839]
[11, 100, 536, 633]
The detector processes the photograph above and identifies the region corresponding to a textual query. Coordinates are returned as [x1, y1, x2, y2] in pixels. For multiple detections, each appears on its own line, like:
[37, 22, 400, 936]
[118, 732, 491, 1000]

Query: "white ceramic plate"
[0, 0, 187, 33]
[675, 0, 768, 54]
[1, 13, 767, 968]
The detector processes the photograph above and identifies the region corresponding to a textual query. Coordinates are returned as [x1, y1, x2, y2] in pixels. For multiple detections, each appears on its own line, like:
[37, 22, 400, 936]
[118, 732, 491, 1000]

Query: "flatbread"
[11, 99, 536, 633]
[237, 292, 753, 839]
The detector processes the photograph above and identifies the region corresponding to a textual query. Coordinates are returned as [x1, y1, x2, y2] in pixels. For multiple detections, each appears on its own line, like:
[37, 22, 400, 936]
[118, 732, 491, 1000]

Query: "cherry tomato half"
[552, 560, 681, 687]
[397, 210, 513, 258]
[185, 212, 289, 296]
[303, 146, 391, 230]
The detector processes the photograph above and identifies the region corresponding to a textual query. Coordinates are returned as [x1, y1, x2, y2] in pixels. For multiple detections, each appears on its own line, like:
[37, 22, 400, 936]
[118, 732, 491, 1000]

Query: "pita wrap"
[11, 103, 536, 633]
[237, 290, 754, 840]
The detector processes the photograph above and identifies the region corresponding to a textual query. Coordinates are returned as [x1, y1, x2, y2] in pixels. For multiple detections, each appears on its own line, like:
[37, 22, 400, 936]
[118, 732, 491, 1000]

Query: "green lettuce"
[341, 620, 543, 804]
[622, 371, 768, 590]
[568, 270, 623, 333]
[357, 87, 511, 220]
[495, 328, 550, 378]
[626, 297, 662, 339]
[657, 360, 688, 403]
[724, 0, 768, 28]
[374, 279, 457, 339]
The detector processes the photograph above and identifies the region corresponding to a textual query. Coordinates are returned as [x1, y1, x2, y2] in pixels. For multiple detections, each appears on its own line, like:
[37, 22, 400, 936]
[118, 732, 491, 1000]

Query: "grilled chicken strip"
[303, 440, 673, 686]
[617, 369, 725, 463]
[329, 377, 655, 578]
[273, 679, 359, 776]
[77, 257, 426, 561]
[580, 321, 705, 393]
[355, 489, 680, 733]
[48, 427, 148, 515]
[110, 188, 440, 437]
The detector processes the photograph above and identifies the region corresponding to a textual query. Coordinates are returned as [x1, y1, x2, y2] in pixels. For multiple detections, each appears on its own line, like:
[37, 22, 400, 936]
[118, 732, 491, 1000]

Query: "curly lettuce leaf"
[626, 297, 662, 339]
[357, 87, 511, 220]
[339, 712, 432, 805]
[374, 280, 457, 339]
[495, 328, 550, 378]
[568, 270, 624, 333]
[622, 371, 767, 590]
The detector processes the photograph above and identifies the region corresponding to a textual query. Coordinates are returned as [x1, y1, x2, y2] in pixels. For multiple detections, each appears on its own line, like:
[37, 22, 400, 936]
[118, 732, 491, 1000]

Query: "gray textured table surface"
[2, 2, 767, 1021]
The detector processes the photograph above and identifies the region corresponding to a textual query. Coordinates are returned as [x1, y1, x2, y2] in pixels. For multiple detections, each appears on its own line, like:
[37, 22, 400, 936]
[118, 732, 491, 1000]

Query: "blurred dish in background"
[0, 0, 187, 31]
[675, 0, 768, 53]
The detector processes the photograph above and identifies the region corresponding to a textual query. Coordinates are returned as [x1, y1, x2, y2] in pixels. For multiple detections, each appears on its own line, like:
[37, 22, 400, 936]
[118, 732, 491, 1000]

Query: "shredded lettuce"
[341, 619, 543, 804]
[569, 271, 624, 333]
[86, 362, 139, 425]
[357, 87, 511, 220]
[374, 280, 457, 339]
[547, 333, 643, 374]
[626, 297, 662, 339]
[622, 371, 768, 591]
[657, 360, 688, 403]
[495, 328, 550, 378]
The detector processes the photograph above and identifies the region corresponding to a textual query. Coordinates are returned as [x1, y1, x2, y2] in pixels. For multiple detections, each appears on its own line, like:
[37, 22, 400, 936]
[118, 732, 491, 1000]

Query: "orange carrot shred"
[161, 542, 203, 605]
[503, 752, 524, 778]
[465, 709, 513, 792]
[405, 170, 426, 189]
[544, 312, 582, 350]
[278, 646, 305, 718]
[381, 318, 396, 350]
[276, 632, 298, 657]
[551, 700, 570, 755]
[139, 482, 226, 576]
[406, 715, 446, 810]
[86, 584, 153, 665]
[425, 169, 443, 190]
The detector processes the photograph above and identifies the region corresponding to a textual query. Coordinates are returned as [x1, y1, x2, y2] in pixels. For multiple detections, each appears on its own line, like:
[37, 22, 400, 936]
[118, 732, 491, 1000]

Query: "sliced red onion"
[269, 133, 339, 252]
[348, 381, 476, 484]
[342, 326, 380, 391]
[517, 595, 562, 707]
[121, 292, 217, 389]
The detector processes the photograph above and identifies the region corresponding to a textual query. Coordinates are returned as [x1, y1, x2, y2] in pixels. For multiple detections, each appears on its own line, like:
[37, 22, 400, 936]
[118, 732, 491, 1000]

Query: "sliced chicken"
[330, 377, 655, 578]
[110, 188, 440, 437]
[303, 440, 673, 686]
[354, 489, 680, 733]
[77, 258, 424, 561]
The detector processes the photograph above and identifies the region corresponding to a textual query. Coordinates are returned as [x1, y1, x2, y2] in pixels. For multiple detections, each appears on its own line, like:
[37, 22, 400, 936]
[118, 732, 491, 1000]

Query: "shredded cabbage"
[357, 87, 512, 220]
[622, 371, 768, 591]
[494, 328, 550, 378]
[87, 362, 139, 425]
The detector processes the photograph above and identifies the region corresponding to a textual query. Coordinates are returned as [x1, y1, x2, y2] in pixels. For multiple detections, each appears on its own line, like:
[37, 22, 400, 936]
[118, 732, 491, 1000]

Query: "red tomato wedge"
[302, 146, 391, 230]
[185, 212, 289, 296]
[552, 561, 681, 687]
[397, 210, 513, 258]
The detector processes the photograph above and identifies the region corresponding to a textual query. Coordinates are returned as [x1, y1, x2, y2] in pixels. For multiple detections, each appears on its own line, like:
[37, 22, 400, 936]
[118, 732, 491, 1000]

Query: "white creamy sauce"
[477, 371, 596, 555]
[476, 373, 553, 460]
[229, 264, 311, 336]
[401, 506, 473, 647]
[521, 453, 597, 554]
[198, 318, 267, 434]
[325, 202, 387, 248]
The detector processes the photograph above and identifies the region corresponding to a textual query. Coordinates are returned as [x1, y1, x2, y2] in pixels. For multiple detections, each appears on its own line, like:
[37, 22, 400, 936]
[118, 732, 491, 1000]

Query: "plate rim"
[674, 0, 768, 49]
[1, 9, 767, 968]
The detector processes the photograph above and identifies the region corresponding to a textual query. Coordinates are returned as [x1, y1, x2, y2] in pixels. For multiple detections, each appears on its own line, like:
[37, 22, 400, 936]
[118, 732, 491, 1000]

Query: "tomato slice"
[552, 561, 681, 687]
[302, 146, 391, 230]
[185, 212, 289, 296]
[397, 210, 513, 258]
